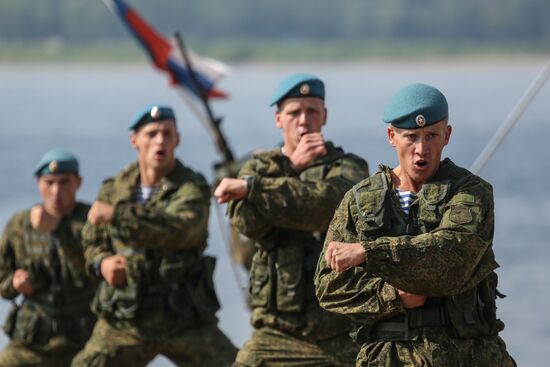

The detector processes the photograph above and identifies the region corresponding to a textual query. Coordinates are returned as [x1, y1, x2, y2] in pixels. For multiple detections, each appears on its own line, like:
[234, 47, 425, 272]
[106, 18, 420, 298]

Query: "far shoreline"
[0, 54, 548, 67]
[0, 39, 547, 65]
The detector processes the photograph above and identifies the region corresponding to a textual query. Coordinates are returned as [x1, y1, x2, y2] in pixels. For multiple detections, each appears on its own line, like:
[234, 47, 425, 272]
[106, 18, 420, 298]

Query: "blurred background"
[1, 0, 549, 61]
[1, 1, 549, 366]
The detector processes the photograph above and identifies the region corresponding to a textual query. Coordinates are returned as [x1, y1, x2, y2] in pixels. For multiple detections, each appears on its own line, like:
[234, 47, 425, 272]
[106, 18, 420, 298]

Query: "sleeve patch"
[449, 204, 473, 224]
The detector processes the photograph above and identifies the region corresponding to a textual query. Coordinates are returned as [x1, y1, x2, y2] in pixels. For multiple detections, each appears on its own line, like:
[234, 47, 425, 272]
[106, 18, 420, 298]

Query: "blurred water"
[0, 59, 548, 366]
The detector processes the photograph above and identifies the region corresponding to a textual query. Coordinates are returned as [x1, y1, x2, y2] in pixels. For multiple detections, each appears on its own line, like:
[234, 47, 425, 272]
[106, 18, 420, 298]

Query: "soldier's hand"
[325, 241, 366, 272]
[214, 178, 248, 204]
[12, 269, 34, 296]
[100, 255, 127, 287]
[88, 201, 115, 225]
[397, 289, 427, 309]
[30, 205, 60, 232]
[289, 133, 326, 171]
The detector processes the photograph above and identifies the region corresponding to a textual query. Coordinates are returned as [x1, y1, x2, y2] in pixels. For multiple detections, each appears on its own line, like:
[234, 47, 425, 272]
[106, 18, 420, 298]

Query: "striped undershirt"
[396, 189, 417, 215]
[135, 185, 157, 204]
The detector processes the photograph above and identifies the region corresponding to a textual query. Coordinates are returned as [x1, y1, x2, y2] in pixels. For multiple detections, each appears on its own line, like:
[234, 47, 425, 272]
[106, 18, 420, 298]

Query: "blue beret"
[269, 73, 325, 107]
[383, 83, 448, 129]
[34, 148, 79, 177]
[129, 105, 176, 131]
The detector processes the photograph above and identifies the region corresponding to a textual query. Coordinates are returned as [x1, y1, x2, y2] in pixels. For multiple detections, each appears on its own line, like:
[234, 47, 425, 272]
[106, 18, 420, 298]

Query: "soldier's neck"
[44, 201, 76, 219]
[391, 166, 423, 193]
[139, 162, 174, 187]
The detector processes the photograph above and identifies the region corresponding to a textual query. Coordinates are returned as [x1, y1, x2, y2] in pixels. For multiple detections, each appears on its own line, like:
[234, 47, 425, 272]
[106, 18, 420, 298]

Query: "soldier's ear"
[75, 175, 82, 190]
[323, 107, 328, 126]
[444, 124, 452, 145]
[275, 111, 283, 129]
[130, 132, 138, 149]
[387, 126, 396, 147]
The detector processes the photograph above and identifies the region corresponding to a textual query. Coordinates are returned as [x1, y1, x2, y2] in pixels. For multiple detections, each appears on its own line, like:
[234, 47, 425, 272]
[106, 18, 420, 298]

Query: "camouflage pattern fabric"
[0, 339, 83, 367]
[356, 329, 513, 367]
[233, 325, 359, 367]
[71, 318, 236, 367]
[0, 203, 96, 366]
[315, 159, 515, 366]
[228, 142, 369, 365]
[74, 160, 236, 365]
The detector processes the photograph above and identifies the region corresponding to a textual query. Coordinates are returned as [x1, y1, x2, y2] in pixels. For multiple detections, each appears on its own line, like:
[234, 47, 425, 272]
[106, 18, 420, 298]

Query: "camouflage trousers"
[357, 329, 515, 367]
[71, 318, 237, 367]
[0, 338, 83, 367]
[233, 326, 359, 367]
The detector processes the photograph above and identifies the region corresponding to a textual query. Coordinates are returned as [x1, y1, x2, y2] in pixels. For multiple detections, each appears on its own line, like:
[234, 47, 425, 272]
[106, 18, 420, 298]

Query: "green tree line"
[0, 0, 548, 59]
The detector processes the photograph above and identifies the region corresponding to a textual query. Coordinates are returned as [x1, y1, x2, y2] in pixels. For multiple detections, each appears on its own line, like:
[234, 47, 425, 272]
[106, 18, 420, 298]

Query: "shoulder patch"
[449, 204, 473, 224]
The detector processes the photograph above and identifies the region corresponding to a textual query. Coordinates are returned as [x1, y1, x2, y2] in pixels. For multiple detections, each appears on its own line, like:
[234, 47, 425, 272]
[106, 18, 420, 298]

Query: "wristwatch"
[93, 257, 106, 278]
[242, 175, 254, 193]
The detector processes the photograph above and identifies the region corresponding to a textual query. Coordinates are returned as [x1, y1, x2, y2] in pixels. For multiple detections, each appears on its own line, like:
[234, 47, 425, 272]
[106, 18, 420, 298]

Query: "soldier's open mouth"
[415, 160, 427, 169]
[155, 150, 165, 159]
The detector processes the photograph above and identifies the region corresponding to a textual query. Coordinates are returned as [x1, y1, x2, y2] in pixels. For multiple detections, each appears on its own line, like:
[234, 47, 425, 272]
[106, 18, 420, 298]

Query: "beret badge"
[150, 106, 160, 119]
[415, 114, 426, 127]
[48, 161, 59, 173]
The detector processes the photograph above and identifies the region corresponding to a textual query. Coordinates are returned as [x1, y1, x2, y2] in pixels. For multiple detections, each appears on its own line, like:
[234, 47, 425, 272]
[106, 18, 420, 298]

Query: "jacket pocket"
[249, 251, 270, 308]
[276, 246, 305, 313]
[354, 186, 389, 238]
[418, 181, 451, 229]
[12, 305, 41, 345]
[446, 286, 489, 339]
[92, 281, 140, 320]
[2, 303, 19, 338]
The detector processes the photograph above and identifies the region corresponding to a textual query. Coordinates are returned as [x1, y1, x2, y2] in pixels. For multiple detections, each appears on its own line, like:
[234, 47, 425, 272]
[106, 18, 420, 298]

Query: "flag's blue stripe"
[167, 58, 215, 98]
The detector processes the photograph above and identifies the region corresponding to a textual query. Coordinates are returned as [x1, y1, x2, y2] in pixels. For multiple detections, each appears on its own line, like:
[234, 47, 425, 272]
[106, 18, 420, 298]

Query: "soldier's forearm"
[228, 200, 272, 239]
[248, 176, 352, 232]
[362, 231, 491, 296]
[111, 202, 208, 249]
[316, 267, 406, 323]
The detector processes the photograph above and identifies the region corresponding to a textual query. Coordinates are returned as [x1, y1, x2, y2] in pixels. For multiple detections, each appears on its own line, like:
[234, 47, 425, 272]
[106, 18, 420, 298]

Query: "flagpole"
[173, 32, 235, 163]
[470, 57, 550, 174]
[172, 32, 250, 305]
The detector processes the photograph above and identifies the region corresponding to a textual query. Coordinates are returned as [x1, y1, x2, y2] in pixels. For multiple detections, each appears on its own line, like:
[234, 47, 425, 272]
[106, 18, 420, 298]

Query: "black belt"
[407, 302, 449, 328]
[360, 303, 449, 343]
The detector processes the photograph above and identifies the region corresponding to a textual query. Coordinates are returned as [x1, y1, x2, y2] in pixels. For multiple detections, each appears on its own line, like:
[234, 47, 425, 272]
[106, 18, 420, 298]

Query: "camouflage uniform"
[0, 203, 96, 367]
[315, 159, 515, 366]
[71, 160, 237, 367]
[228, 142, 369, 366]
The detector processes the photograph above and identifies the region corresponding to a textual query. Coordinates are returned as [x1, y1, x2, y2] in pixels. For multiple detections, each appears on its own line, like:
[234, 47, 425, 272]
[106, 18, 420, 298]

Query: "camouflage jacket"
[315, 159, 513, 365]
[82, 160, 219, 335]
[0, 202, 96, 345]
[228, 142, 369, 340]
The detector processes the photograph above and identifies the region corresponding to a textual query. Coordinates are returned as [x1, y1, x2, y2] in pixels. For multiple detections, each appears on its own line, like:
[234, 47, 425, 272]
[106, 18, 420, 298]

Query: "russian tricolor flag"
[103, 0, 229, 100]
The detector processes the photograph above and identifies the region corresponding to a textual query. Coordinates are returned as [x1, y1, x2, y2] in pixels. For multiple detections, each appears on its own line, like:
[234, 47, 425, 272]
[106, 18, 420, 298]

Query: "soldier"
[315, 83, 515, 366]
[0, 149, 96, 367]
[71, 105, 237, 366]
[215, 73, 370, 366]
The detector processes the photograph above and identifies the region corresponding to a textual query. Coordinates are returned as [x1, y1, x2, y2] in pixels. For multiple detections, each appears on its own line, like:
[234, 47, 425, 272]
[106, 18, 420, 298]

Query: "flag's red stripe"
[125, 9, 171, 69]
